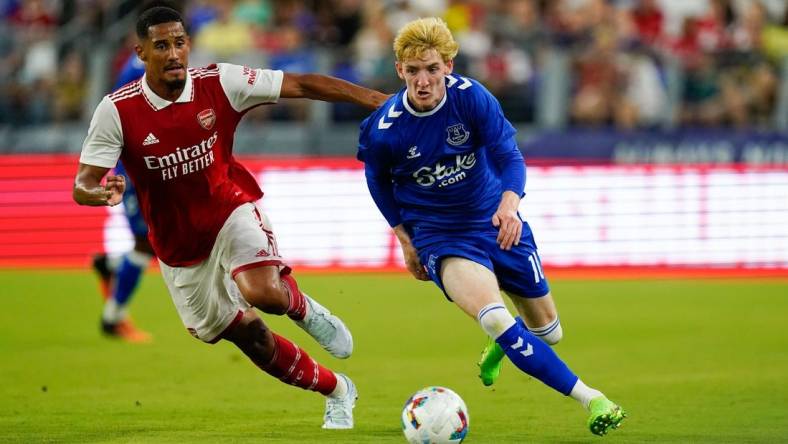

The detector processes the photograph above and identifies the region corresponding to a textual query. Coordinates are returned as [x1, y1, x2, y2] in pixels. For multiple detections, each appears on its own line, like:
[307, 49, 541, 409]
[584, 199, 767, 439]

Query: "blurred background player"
[74, 6, 389, 429]
[358, 17, 626, 436]
[91, 1, 191, 343]
[91, 46, 150, 343]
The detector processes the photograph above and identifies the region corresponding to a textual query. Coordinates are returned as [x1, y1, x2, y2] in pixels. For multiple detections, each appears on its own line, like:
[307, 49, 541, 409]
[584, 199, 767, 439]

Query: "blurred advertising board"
[1, 154, 786, 274]
[522, 129, 788, 165]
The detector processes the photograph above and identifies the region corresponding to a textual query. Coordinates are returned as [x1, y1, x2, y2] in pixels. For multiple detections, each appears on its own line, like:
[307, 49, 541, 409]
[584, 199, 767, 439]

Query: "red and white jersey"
[79, 63, 283, 266]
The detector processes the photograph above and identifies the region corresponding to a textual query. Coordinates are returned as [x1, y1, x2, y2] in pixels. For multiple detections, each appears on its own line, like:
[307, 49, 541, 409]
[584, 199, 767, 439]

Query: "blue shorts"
[413, 223, 549, 300]
[115, 162, 148, 237]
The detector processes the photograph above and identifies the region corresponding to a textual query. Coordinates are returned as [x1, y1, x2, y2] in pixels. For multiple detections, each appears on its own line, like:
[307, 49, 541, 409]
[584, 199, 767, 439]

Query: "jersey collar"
[140, 70, 194, 111]
[401, 88, 447, 117]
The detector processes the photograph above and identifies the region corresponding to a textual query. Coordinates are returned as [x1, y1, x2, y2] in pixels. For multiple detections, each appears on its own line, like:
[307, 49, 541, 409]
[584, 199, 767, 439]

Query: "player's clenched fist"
[492, 191, 522, 250]
[103, 174, 126, 206]
[73, 165, 127, 207]
[402, 243, 429, 281]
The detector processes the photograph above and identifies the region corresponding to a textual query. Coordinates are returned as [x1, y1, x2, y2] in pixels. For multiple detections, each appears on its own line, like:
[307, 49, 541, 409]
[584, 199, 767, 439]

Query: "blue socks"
[113, 250, 151, 306]
[495, 317, 578, 395]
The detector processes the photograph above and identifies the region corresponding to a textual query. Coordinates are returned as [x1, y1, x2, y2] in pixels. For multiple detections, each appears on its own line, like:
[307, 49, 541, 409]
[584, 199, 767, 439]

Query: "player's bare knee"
[245, 318, 276, 361]
[226, 317, 276, 361]
[242, 280, 288, 315]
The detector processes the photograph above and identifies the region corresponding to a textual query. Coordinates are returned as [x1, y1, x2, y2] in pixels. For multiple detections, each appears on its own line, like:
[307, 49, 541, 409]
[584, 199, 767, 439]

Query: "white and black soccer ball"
[401, 386, 469, 444]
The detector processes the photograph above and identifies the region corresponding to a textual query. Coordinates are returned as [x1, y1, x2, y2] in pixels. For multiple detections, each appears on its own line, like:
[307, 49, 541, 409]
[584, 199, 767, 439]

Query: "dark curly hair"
[136, 6, 184, 40]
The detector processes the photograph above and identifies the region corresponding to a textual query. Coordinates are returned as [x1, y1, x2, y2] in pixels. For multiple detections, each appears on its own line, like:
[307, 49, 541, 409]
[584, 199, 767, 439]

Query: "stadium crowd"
[1, 0, 787, 128]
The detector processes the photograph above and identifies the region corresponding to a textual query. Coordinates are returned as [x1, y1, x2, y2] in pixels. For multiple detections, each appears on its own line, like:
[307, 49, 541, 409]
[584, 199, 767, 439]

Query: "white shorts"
[159, 203, 287, 343]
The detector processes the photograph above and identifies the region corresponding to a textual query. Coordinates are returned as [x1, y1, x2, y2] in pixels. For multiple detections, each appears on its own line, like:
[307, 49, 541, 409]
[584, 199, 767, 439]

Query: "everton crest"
[197, 108, 216, 130]
[446, 123, 470, 146]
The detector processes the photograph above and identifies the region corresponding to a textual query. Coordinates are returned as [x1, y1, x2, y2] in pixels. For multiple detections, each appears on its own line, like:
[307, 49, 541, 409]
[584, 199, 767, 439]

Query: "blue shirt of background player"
[114, 53, 145, 90]
[112, 54, 147, 236]
[358, 74, 527, 239]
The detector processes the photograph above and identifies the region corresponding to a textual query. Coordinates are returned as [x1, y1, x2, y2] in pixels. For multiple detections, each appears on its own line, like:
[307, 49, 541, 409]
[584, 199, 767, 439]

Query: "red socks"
[281, 273, 307, 321]
[264, 333, 337, 396]
[265, 274, 336, 394]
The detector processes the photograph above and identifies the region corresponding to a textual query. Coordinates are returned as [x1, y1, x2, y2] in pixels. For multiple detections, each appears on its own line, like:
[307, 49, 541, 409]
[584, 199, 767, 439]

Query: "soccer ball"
[401, 386, 469, 444]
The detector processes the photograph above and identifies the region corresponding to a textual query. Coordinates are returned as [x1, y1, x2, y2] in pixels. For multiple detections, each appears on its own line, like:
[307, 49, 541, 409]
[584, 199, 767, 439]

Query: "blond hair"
[393, 17, 459, 63]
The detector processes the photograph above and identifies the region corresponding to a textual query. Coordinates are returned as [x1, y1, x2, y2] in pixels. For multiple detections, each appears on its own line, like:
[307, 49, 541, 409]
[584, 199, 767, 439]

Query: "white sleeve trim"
[218, 63, 283, 112]
[79, 96, 123, 168]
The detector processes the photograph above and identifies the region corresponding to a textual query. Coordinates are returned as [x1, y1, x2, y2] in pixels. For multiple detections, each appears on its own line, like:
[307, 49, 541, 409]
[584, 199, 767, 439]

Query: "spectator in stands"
[680, 52, 729, 126]
[185, 0, 218, 35]
[8, 0, 56, 30]
[762, 6, 788, 63]
[351, 2, 393, 88]
[615, 46, 668, 129]
[53, 49, 87, 122]
[577, 0, 612, 33]
[253, 0, 317, 56]
[233, 0, 272, 28]
[451, 1, 490, 66]
[489, 0, 545, 58]
[271, 0, 316, 38]
[268, 24, 317, 120]
[730, 0, 767, 51]
[631, 0, 663, 46]
[717, 1, 779, 127]
[17, 48, 55, 125]
[667, 16, 703, 64]
[322, 5, 392, 121]
[192, 0, 252, 61]
[0, 15, 21, 125]
[268, 25, 315, 74]
[1, 0, 786, 129]
[384, 0, 419, 36]
[317, 0, 363, 47]
[570, 26, 621, 126]
[696, 0, 734, 52]
[443, 0, 474, 35]
[477, 32, 535, 122]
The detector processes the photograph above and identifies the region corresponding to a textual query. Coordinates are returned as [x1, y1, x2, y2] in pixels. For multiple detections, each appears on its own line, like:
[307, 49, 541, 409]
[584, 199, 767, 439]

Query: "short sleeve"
[218, 63, 283, 112]
[79, 96, 123, 168]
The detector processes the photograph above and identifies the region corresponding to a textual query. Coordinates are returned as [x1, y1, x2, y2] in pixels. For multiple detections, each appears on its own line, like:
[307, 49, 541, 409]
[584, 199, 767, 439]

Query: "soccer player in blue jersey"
[91, 51, 152, 342]
[357, 17, 626, 436]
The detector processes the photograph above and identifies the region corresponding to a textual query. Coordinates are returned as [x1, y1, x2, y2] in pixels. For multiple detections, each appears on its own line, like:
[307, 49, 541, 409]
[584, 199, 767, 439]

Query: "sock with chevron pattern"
[478, 303, 578, 395]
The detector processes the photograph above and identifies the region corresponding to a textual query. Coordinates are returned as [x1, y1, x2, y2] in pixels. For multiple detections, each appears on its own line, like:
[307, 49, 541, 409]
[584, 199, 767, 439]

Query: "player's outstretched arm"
[393, 224, 429, 281]
[280, 73, 389, 110]
[73, 163, 125, 207]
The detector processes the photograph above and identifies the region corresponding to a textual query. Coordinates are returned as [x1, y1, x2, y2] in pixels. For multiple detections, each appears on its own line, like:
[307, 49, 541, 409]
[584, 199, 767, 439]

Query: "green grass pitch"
[1, 270, 786, 443]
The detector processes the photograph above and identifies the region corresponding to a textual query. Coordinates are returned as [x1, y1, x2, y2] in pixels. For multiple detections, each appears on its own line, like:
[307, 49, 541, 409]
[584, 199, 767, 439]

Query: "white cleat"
[295, 295, 353, 359]
[322, 374, 357, 429]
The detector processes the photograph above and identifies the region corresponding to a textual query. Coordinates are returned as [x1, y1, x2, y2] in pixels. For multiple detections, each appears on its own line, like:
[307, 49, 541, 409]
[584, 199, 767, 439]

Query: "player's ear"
[444, 59, 454, 75]
[135, 44, 146, 62]
[395, 61, 405, 80]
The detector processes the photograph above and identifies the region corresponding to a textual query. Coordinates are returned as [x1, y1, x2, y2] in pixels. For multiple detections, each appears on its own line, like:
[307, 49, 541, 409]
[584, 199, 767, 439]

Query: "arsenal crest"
[197, 108, 216, 130]
[446, 123, 470, 146]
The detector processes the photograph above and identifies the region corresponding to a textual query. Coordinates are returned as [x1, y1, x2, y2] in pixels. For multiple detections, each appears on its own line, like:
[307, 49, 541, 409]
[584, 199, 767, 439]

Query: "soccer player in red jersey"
[72, 6, 388, 429]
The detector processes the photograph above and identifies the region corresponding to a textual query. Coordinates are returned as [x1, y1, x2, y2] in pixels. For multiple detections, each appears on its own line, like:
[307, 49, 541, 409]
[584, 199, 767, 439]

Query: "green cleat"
[477, 338, 505, 386]
[587, 397, 627, 436]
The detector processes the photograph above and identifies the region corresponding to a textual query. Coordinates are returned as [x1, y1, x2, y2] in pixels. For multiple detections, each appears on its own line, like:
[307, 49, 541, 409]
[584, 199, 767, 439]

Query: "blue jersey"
[112, 54, 147, 236]
[358, 75, 525, 233]
[114, 54, 145, 91]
